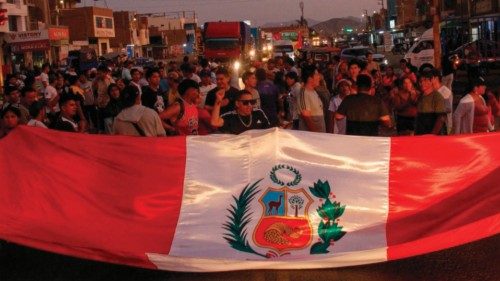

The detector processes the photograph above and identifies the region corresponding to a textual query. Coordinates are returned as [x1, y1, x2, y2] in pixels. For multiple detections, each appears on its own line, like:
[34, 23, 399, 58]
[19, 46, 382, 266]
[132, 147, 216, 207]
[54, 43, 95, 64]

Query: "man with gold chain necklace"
[211, 89, 271, 134]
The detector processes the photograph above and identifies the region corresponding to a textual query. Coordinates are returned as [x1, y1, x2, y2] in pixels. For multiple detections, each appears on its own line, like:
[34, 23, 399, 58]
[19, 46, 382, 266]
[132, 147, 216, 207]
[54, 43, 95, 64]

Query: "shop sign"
[50, 39, 69, 46]
[48, 27, 69, 41]
[11, 40, 50, 53]
[72, 40, 89, 46]
[95, 28, 115, 38]
[281, 32, 298, 41]
[474, 0, 494, 15]
[5, 30, 49, 43]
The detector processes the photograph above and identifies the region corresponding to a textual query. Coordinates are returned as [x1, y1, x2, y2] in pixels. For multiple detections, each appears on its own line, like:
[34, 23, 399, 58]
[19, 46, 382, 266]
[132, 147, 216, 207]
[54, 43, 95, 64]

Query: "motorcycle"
[392, 43, 409, 55]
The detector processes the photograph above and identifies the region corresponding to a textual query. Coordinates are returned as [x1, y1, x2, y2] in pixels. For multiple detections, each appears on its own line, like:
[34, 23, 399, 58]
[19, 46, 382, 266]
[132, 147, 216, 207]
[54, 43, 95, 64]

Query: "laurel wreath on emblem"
[223, 179, 266, 258]
[269, 164, 302, 186]
[309, 180, 346, 254]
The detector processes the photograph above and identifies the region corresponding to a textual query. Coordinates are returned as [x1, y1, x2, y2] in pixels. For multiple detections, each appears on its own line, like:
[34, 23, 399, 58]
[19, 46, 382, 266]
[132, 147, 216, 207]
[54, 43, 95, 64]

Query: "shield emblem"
[253, 187, 313, 253]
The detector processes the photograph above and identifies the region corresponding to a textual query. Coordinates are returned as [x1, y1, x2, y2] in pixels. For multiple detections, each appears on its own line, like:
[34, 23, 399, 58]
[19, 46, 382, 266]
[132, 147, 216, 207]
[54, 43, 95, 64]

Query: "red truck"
[203, 21, 253, 64]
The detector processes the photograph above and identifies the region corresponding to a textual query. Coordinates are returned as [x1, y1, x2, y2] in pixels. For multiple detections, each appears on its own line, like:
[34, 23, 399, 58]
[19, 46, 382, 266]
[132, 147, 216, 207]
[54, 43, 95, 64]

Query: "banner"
[0, 127, 498, 272]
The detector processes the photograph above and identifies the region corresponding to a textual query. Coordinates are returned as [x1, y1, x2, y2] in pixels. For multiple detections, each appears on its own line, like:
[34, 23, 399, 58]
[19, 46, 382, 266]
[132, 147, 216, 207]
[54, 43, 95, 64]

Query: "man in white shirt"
[27, 101, 48, 128]
[181, 63, 201, 83]
[242, 71, 261, 109]
[297, 65, 326, 133]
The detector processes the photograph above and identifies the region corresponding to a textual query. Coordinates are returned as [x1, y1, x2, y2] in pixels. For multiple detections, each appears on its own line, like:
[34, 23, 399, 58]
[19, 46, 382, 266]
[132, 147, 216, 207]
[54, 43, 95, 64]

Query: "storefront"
[3, 27, 69, 69]
[3, 30, 50, 69]
[48, 27, 70, 64]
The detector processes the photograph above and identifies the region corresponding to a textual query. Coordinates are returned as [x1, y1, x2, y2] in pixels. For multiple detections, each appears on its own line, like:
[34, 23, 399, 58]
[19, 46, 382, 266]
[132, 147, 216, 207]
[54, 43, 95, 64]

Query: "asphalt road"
[1, 234, 498, 281]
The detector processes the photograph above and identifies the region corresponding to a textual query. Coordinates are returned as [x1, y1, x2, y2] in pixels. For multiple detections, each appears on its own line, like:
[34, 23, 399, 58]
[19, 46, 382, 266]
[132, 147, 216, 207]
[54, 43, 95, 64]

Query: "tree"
[288, 195, 304, 217]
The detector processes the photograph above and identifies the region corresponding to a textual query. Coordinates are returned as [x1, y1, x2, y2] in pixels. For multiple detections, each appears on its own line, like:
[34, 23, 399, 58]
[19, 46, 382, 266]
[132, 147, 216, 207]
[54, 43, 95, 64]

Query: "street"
[1, 234, 499, 281]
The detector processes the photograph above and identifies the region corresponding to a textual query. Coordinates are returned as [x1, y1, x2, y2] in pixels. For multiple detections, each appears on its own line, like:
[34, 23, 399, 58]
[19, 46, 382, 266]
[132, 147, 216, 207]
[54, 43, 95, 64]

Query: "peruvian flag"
[0, 127, 498, 272]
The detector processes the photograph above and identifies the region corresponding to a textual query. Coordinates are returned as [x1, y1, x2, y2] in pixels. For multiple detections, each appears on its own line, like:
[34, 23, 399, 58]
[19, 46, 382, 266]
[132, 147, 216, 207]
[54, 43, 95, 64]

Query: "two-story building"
[59, 6, 115, 56]
[110, 10, 148, 58]
[1, 0, 29, 81]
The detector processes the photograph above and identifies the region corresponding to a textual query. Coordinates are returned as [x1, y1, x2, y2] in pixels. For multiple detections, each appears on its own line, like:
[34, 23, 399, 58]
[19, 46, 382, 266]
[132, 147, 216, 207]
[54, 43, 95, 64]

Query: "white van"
[272, 40, 295, 60]
[404, 28, 435, 70]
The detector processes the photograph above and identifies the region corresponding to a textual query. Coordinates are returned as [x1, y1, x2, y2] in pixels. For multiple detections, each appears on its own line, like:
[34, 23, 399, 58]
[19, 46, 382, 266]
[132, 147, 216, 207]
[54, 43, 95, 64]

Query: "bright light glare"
[233, 61, 241, 71]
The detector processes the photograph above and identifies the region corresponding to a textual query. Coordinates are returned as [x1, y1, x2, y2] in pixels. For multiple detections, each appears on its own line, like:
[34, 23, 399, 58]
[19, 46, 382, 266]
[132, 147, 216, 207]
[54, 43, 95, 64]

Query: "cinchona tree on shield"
[288, 195, 304, 217]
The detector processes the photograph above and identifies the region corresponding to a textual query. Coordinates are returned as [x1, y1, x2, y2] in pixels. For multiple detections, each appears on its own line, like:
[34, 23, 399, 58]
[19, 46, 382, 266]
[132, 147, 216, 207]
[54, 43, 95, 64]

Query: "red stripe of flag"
[388, 133, 500, 260]
[0, 127, 187, 268]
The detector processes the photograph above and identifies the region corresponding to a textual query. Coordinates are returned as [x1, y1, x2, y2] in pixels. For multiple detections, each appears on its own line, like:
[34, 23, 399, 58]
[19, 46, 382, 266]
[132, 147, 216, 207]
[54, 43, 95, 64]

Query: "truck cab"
[404, 29, 435, 70]
[272, 40, 295, 60]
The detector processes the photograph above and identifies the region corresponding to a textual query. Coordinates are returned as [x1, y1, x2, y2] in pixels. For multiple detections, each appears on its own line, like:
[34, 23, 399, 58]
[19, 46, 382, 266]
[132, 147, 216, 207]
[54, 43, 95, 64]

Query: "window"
[205, 39, 239, 50]
[8, 16, 18, 32]
[105, 18, 113, 29]
[95, 17, 103, 28]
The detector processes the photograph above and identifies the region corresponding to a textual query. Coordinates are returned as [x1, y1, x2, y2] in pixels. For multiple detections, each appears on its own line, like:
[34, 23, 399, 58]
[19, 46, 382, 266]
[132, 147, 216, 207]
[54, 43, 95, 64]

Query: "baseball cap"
[472, 77, 486, 87]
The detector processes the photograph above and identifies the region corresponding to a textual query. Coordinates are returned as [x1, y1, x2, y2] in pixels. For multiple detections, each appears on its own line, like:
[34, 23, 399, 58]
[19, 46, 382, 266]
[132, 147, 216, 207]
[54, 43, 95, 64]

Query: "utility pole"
[299, 1, 304, 26]
[432, 0, 441, 69]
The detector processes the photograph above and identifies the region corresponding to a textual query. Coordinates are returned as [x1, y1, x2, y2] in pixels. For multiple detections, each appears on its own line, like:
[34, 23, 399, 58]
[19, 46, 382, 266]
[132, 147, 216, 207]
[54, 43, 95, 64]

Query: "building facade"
[110, 10, 148, 57]
[1, 0, 29, 82]
[59, 6, 115, 56]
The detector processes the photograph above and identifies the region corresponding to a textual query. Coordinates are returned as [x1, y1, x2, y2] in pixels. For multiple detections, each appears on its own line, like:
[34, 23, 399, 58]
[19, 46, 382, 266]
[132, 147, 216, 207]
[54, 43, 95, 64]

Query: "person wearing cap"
[415, 70, 446, 135]
[336, 74, 391, 136]
[328, 79, 352, 134]
[453, 78, 493, 134]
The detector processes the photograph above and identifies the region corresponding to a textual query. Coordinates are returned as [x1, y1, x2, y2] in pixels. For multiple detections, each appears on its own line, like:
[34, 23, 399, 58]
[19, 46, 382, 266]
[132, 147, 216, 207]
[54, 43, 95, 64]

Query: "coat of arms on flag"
[223, 165, 347, 258]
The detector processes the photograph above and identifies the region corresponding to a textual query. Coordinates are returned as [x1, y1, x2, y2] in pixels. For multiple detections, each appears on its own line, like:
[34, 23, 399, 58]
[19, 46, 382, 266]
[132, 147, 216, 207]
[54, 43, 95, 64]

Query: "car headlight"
[233, 60, 241, 71]
[249, 49, 256, 57]
[383, 59, 388, 65]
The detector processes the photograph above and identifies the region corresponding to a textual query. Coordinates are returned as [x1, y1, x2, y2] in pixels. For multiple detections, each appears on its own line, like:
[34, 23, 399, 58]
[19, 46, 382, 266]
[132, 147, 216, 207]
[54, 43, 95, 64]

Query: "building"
[396, 0, 418, 28]
[139, 11, 197, 59]
[110, 10, 148, 58]
[1, 0, 29, 83]
[441, 0, 499, 52]
[260, 25, 309, 49]
[59, 6, 115, 56]
[25, 0, 70, 64]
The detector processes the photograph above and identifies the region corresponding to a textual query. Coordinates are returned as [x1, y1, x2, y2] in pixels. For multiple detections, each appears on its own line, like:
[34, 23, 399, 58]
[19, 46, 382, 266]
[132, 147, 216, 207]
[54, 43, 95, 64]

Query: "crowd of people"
[1, 53, 499, 139]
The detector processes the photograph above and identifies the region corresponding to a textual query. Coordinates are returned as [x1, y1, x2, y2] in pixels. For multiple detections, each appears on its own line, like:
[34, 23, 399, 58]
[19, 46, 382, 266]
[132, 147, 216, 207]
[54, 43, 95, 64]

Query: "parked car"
[340, 46, 388, 65]
[451, 39, 500, 69]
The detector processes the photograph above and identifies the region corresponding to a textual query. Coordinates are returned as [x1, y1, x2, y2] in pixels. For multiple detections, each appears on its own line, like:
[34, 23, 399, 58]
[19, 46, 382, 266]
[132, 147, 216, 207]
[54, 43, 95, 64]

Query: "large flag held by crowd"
[0, 127, 498, 272]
